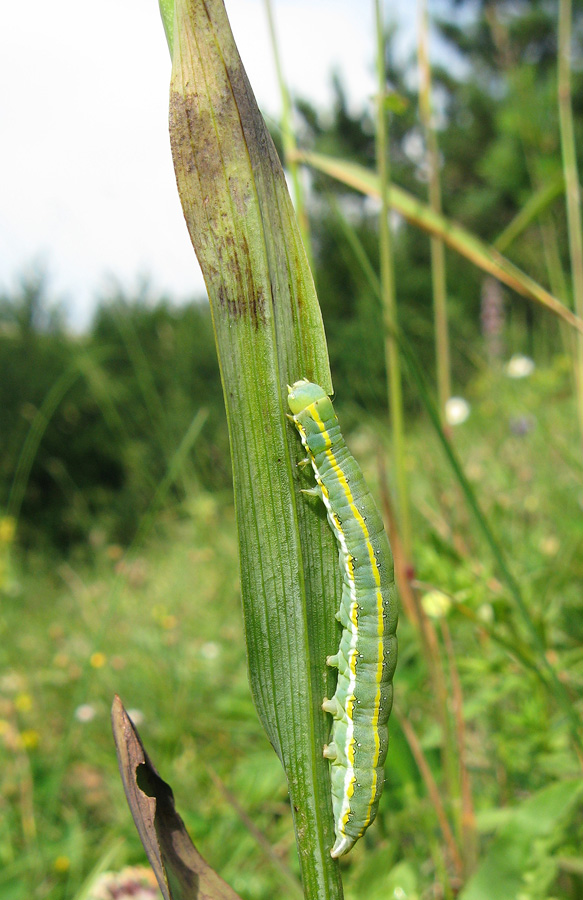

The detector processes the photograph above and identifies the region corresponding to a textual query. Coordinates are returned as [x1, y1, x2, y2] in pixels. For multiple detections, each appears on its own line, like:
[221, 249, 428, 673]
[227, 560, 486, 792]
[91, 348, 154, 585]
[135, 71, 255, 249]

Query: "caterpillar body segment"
[287, 379, 398, 858]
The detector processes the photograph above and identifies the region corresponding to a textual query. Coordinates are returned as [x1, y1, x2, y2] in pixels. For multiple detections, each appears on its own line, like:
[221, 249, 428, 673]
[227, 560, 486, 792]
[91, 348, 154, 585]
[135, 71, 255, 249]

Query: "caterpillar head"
[287, 379, 328, 414]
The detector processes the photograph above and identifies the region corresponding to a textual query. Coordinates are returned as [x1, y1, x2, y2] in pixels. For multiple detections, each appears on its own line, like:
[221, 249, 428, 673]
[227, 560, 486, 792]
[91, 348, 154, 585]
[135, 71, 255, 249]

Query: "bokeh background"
[1, 1, 583, 898]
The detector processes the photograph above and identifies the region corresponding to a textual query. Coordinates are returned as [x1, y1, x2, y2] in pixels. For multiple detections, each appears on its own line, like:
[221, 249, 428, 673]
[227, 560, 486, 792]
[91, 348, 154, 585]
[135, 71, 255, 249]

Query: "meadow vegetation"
[2, 0, 583, 897]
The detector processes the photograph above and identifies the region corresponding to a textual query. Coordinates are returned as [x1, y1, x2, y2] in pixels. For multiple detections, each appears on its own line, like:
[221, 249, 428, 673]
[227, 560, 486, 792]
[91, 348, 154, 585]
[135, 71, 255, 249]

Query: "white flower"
[421, 590, 452, 619]
[200, 641, 220, 660]
[88, 865, 161, 900]
[74, 704, 96, 723]
[445, 396, 470, 426]
[506, 354, 535, 378]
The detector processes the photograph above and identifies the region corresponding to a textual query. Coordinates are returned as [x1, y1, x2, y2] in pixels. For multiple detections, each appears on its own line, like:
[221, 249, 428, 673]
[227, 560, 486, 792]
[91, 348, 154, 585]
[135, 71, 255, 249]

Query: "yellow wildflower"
[0, 517, 15, 543]
[90, 652, 106, 669]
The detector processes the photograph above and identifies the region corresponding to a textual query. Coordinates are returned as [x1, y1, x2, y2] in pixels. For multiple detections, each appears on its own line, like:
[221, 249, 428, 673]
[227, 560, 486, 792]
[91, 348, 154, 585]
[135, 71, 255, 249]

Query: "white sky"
[0, 0, 420, 329]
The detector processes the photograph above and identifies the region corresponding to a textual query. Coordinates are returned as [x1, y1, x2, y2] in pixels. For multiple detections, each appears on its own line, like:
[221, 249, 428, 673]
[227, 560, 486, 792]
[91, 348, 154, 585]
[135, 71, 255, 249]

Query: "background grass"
[1, 355, 582, 899]
[3, 0, 583, 896]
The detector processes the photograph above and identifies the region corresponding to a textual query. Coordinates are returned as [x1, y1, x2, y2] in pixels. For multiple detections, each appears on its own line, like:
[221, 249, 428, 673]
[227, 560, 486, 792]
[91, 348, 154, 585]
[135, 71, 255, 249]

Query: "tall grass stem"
[395, 709, 463, 881]
[263, 0, 313, 270]
[418, 0, 452, 425]
[558, 0, 583, 452]
[296, 149, 583, 334]
[374, 0, 411, 562]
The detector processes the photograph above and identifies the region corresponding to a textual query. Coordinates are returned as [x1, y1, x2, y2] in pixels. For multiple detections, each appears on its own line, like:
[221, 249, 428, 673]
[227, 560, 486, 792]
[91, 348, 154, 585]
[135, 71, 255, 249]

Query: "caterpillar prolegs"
[288, 380, 398, 858]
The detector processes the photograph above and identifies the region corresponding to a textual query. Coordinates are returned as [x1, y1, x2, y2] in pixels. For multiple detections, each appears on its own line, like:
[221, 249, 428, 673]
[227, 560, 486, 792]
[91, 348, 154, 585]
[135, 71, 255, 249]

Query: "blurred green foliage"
[1, 1, 583, 896]
[3, 1, 583, 552]
[1, 361, 582, 899]
[0, 273, 227, 551]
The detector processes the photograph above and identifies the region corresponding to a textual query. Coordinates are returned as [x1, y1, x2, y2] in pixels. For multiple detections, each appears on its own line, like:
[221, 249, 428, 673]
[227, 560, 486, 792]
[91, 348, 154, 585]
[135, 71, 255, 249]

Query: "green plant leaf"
[111, 695, 242, 900]
[493, 172, 565, 253]
[166, 1, 342, 895]
[294, 150, 583, 334]
[159, 0, 175, 55]
[459, 780, 583, 900]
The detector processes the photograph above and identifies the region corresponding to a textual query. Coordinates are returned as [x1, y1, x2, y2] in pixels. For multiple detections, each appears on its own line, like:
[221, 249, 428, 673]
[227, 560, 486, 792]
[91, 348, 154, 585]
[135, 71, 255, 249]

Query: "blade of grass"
[166, 1, 343, 894]
[111, 306, 178, 471]
[263, 0, 313, 271]
[71, 840, 126, 900]
[394, 708, 463, 881]
[440, 618, 477, 876]
[558, 0, 583, 450]
[205, 765, 304, 899]
[493, 172, 565, 254]
[418, 0, 452, 424]
[375, 0, 411, 561]
[131, 407, 208, 547]
[7, 365, 80, 523]
[293, 149, 583, 335]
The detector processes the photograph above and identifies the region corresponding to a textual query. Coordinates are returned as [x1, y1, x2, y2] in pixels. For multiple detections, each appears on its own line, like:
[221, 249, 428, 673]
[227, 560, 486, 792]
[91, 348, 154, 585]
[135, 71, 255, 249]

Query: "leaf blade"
[168, 2, 343, 895]
[295, 150, 583, 334]
[111, 695, 242, 900]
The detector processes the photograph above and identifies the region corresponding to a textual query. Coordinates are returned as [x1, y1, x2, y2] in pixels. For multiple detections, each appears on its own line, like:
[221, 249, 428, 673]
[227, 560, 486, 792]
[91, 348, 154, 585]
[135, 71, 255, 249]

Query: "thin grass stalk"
[295, 149, 583, 334]
[377, 443, 460, 817]
[413, 590, 460, 807]
[7, 365, 80, 523]
[493, 173, 565, 254]
[440, 617, 478, 876]
[398, 335, 583, 758]
[535, 214, 579, 389]
[131, 407, 208, 548]
[374, 0, 411, 562]
[487, 8, 571, 373]
[489, 7, 574, 379]
[418, 0, 451, 426]
[536, 216, 569, 313]
[430, 837, 456, 900]
[263, 0, 313, 270]
[44, 408, 212, 815]
[411, 581, 545, 681]
[205, 765, 304, 898]
[377, 447, 418, 625]
[558, 0, 583, 452]
[16, 742, 37, 847]
[395, 709, 463, 881]
[112, 308, 179, 477]
[71, 840, 127, 900]
[413, 587, 460, 809]
[75, 353, 136, 446]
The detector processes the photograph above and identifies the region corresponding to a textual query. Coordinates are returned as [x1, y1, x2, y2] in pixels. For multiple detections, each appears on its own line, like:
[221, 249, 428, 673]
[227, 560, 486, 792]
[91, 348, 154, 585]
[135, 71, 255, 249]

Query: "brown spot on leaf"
[169, 86, 268, 329]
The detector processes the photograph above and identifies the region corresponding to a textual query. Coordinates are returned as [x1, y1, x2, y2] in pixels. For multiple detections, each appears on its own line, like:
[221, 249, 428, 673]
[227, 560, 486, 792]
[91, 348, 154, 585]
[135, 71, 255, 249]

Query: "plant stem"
[374, 0, 411, 562]
[263, 0, 314, 271]
[418, 0, 452, 425]
[441, 617, 478, 876]
[558, 0, 583, 453]
[296, 149, 583, 334]
[396, 709, 463, 881]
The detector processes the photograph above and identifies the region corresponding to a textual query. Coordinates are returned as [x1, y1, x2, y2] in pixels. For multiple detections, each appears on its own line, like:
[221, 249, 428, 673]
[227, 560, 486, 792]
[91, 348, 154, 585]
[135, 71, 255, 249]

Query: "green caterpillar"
[287, 379, 398, 858]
